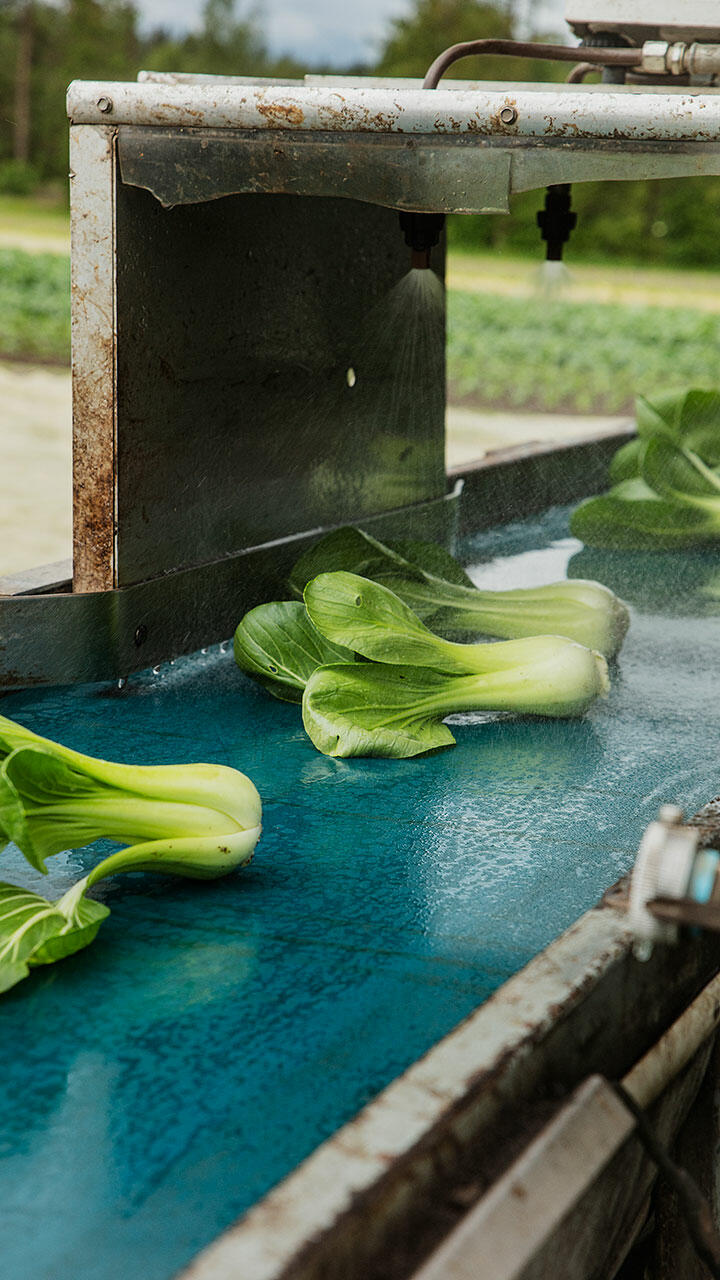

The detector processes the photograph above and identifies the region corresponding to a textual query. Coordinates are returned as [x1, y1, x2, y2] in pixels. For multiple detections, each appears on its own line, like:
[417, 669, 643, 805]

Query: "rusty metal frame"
[4, 74, 720, 688]
[411, 971, 720, 1280]
[67, 80, 720, 220]
[67, 79, 720, 143]
[70, 124, 117, 592]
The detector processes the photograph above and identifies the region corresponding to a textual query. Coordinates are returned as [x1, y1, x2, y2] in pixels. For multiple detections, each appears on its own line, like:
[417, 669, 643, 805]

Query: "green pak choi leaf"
[637, 388, 720, 463]
[302, 665, 458, 758]
[303, 638, 609, 759]
[233, 600, 354, 702]
[291, 526, 628, 658]
[300, 573, 610, 758]
[289, 526, 474, 596]
[571, 477, 720, 550]
[0, 883, 66, 990]
[641, 436, 720, 508]
[609, 437, 645, 484]
[0, 715, 262, 876]
[572, 387, 720, 550]
[30, 881, 109, 967]
[304, 572, 613, 684]
[0, 877, 109, 994]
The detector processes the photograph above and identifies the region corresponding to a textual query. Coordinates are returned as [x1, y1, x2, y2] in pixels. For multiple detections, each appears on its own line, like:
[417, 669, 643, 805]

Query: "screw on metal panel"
[134, 624, 148, 647]
[499, 106, 518, 125]
[96, 97, 114, 114]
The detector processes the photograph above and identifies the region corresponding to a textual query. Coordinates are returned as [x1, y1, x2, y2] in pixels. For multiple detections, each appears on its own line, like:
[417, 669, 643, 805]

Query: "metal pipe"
[566, 61, 595, 83]
[423, 38, 642, 90]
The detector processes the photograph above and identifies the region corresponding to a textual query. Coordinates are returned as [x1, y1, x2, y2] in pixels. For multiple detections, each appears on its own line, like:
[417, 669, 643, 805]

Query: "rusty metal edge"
[409, 1074, 637, 1280]
[70, 124, 118, 592]
[412, 970, 720, 1280]
[66, 81, 720, 145]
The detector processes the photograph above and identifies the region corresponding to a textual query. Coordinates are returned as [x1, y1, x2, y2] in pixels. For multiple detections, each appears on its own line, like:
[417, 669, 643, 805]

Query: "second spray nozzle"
[399, 211, 446, 269]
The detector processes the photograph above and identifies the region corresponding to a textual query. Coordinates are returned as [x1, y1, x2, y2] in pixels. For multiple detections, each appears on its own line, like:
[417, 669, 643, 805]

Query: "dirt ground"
[0, 361, 72, 578]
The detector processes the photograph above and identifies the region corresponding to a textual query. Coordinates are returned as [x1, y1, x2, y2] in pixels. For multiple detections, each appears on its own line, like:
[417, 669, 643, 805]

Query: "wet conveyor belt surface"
[1, 503, 719, 1280]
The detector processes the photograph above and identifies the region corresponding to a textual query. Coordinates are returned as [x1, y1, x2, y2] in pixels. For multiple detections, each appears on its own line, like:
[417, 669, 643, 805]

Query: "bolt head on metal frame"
[96, 97, 114, 114]
[499, 106, 518, 125]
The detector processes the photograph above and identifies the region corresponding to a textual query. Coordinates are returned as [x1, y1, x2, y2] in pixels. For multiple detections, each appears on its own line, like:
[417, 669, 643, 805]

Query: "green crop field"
[0, 248, 70, 363]
[1, 243, 719, 411]
[447, 288, 720, 414]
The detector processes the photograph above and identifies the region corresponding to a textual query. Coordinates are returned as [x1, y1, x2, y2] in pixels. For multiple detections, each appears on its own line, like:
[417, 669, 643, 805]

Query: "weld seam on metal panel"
[66, 82, 720, 144]
[177, 906, 631, 1280]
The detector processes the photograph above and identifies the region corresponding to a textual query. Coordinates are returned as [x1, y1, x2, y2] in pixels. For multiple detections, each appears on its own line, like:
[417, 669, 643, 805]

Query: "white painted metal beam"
[67, 81, 720, 143]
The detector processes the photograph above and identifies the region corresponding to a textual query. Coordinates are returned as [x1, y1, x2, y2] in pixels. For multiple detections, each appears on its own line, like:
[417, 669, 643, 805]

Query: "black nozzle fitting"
[399, 211, 446, 269]
[537, 184, 577, 261]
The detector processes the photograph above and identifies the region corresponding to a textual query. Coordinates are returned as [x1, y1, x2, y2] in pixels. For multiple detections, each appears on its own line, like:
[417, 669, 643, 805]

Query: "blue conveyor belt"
[1, 504, 719, 1280]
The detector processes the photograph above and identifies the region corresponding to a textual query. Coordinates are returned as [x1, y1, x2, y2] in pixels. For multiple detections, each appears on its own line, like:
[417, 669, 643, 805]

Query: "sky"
[134, 0, 568, 67]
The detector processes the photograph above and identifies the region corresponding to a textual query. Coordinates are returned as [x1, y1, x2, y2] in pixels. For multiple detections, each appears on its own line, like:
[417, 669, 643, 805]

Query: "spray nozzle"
[399, 211, 445, 269]
[537, 184, 577, 262]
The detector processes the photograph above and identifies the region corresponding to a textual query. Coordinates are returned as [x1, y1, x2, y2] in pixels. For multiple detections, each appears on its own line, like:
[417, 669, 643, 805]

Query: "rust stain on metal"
[315, 94, 401, 132]
[158, 101, 204, 122]
[465, 116, 490, 135]
[463, 931, 626, 1096]
[70, 126, 117, 594]
[72, 334, 116, 592]
[256, 100, 305, 126]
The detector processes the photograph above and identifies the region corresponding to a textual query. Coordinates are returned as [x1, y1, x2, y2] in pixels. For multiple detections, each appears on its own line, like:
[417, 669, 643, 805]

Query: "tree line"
[1, 0, 718, 267]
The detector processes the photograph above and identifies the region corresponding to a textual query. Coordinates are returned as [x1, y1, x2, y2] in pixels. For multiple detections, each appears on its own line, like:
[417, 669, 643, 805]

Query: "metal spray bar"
[67, 80, 720, 142]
